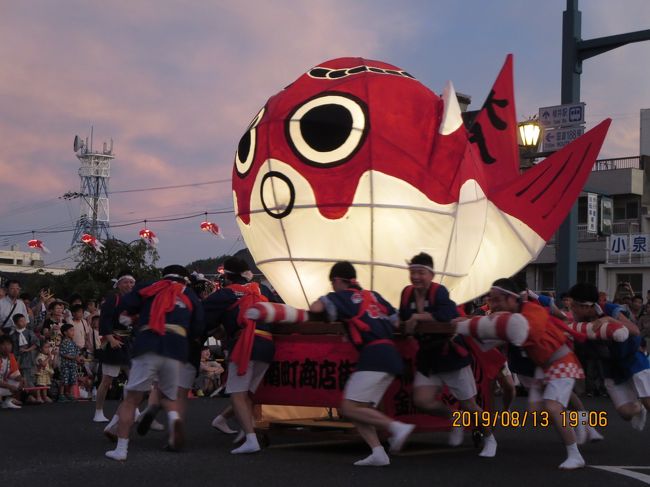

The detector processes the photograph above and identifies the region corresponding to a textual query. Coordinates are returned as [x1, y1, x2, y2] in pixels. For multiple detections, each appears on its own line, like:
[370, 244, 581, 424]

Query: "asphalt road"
[1, 396, 649, 487]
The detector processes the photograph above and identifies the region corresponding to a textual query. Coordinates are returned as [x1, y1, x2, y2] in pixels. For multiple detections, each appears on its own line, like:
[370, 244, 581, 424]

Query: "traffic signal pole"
[556, 0, 650, 295]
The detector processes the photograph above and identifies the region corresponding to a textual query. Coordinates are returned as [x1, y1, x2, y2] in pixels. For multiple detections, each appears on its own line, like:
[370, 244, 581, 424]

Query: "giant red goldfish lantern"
[232, 56, 610, 307]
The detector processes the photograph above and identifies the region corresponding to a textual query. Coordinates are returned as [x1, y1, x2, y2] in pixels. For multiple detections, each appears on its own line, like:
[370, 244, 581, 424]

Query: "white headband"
[490, 285, 520, 298]
[408, 264, 435, 273]
[113, 275, 135, 288]
[163, 273, 189, 282]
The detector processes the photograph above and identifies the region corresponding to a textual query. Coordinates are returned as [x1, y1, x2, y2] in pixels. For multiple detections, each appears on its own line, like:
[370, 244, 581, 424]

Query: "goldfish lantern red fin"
[466, 54, 519, 189]
[490, 119, 611, 241]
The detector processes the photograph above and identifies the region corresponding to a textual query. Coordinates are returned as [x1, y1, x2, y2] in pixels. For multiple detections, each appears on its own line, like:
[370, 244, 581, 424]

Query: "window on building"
[541, 267, 555, 292]
[627, 201, 639, 219]
[577, 265, 597, 286]
[578, 196, 587, 224]
[0, 258, 13, 264]
[614, 197, 640, 220]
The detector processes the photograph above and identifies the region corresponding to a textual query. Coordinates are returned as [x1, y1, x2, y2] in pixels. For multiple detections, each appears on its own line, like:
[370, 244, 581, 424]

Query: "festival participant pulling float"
[228, 55, 610, 440]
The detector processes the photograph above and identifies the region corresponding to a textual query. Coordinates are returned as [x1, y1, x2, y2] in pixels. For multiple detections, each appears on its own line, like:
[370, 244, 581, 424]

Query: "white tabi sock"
[574, 413, 587, 445]
[586, 425, 604, 441]
[212, 415, 237, 434]
[631, 406, 647, 431]
[478, 434, 497, 458]
[115, 438, 129, 453]
[559, 442, 585, 470]
[353, 446, 390, 467]
[167, 410, 180, 430]
[448, 425, 464, 447]
[387, 421, 415, 453]
[231, 433, 261, 454]
[105, 438, 129, 461]
[93, 410, 109, 423]
[106, 414, 119, 430]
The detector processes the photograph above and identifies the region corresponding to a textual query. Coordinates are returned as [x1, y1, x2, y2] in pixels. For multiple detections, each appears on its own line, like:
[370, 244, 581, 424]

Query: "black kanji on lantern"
[483, 89, 508, 130]
[318, 360, 338, 390]
[338, 359, 357, 390]
[281, 360, 299, 388]
[299, 358, 319, 388]
[469, 122, 496, 164]
[468, 89, 509, 165]
[264, 362, 281, 387]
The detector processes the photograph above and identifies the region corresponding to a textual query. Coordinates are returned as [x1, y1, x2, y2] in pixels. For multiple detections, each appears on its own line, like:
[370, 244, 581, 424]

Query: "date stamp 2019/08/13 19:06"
[451, 410, 608, 428]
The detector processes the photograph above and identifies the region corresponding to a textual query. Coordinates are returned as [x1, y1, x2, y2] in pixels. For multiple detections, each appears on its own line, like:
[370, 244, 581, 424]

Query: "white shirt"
[71, 318, 92, 349]
[0, 296, 29, 330]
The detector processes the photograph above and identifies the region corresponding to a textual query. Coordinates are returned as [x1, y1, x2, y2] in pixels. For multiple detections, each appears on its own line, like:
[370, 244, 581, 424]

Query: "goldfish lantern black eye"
[235, 107, 265, 177]
[286, 93, 368, 167]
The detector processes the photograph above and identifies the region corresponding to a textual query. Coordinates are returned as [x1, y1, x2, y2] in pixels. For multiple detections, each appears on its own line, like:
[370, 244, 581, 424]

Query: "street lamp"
[518, 117, 542, 170]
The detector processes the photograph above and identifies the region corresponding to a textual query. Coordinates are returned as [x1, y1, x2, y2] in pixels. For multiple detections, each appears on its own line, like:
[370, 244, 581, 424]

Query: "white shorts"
[605, 369, 650, 408]
[0, 379, 20, 398]
[343, 371, 394, 406]
[413, 365, 477, 401]
[125, 353, 180, 400]
[178, 363, 197, 390]
[102, 363, 127, 378]
[225, 361, 269, 394]
[542, 378, 575, 408]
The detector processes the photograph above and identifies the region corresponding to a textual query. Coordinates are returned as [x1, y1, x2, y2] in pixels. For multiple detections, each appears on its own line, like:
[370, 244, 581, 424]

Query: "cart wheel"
[471, 428, 484, 449]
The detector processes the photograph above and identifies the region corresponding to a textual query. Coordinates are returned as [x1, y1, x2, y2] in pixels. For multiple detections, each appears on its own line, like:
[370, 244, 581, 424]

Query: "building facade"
[0, 246, 69, 276]
[523, 109, 650, 298]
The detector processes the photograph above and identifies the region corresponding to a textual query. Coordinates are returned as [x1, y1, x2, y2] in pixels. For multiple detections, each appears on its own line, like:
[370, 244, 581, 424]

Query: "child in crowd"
[58, 323, 82, 402]
[11, 313, 39, 404]
[84, 299, 99, 320]
[0, 335, 23, 409]
[41, 301, 65, 364]
[35, 341, 55, 403]
[196, 347, 224, 396]
[70, 304, 92, 352]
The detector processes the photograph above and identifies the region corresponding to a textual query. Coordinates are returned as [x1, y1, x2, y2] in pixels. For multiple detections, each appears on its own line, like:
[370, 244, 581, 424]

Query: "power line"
[0, 208, 235, 238]
[108, 178, 231, 195]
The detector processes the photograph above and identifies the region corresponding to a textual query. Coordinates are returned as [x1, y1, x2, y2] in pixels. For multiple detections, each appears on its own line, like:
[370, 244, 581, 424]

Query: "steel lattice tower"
[70, 128, 114, 245]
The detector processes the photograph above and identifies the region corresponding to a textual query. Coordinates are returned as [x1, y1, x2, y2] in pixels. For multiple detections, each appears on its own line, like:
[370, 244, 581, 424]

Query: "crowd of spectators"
[0, 279, 222, 410]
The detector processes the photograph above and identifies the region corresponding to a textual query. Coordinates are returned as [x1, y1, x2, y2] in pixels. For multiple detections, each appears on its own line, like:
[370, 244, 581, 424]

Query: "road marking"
[591, 466, 650, 485]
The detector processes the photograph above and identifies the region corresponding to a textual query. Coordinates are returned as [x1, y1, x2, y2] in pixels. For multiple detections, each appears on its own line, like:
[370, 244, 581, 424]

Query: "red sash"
[139, 280, 193, 336]
[346, 290, 387, 346]
[229, 283, 269, 375]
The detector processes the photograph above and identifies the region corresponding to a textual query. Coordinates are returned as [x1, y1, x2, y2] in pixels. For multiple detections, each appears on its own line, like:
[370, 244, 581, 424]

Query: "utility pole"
[556, 0, 650, 295]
